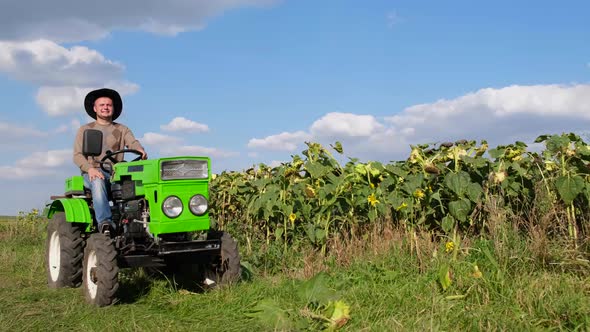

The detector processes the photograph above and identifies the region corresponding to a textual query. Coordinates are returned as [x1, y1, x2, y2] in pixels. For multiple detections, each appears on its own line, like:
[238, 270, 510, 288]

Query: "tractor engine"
[111, 178, 150, 240]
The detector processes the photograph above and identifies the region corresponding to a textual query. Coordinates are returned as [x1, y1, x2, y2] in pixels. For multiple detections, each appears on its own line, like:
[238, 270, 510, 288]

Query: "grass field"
[1, 215, 589, 331]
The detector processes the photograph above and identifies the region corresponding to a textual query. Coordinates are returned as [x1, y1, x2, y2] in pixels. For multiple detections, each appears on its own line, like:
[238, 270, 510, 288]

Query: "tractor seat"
[50, 188, 89, 200]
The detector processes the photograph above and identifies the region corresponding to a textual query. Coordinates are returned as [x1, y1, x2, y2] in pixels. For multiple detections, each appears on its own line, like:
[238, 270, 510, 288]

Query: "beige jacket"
[73, 122, 144, 173]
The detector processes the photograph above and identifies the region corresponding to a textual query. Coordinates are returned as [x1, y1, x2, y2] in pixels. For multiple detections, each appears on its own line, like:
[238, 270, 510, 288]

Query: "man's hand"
[87, 167, 104, 181]
[138, 148, 148, 160]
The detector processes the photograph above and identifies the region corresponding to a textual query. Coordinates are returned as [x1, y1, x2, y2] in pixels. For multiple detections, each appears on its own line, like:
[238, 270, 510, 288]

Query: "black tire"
[204, 231, 241, 286]
[83, 233, 119, 306]
[46, 212, 85, 288]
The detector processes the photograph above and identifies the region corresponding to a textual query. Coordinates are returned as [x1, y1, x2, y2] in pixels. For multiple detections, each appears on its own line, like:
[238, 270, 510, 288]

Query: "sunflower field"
[209, 133, 590, 254]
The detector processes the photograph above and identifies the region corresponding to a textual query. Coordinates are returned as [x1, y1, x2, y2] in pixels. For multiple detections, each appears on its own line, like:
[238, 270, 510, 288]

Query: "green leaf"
[297, 272, 337, 305]
[367, 162, 381, 177]
[368, 208, 377, 222]
[462, 155, 488, 169]
[488, 148, 505, 159]
[441, 215, 456, 233]
[385, 165, 407, 178]
[438, 264, 452, 291]
[305, 161, 331, 179]
[386, 192, 404, 210]
[326, 172, 344, 187]
[274, 227, 284, 241]
[575, 143, 590, 157]
[444, 171, 470, 197]
[555, 175, 584, 205]
[325, 300, 351, 330]
[465, 182, 483, 203]
[354, 163, 367, 176]
[585, 183, 590, 202]
[246, 299, 294, 330]
[401, 174, 424, 195]
[431, 191, 441, 202]
[331, 141, 344, 154]
[534, 134, 550, 143]
[567, 132, 581, 142]
[511, 162, 528, 177]
[546, 135, 569, 154]
[304, 223, 316, 243]
[315, 228, 326, 243]
[448, 198, 471, 222]
[282, 204, 293, 216]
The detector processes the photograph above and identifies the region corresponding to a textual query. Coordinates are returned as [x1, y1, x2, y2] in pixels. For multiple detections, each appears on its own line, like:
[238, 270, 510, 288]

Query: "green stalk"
[321, 211, 332, 256]
[452, 227, 460, 262]
[284, 217, 287, 253]
[568, 203, 578, 248]
[280, 187, 287, 253]
[246, 219, 252, 255]
[532, 155, 552, 197]
[560, 153, 577, 246]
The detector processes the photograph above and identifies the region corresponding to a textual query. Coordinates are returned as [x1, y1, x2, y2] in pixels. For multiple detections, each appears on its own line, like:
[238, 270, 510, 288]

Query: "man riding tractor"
[45, 88, 240, 306]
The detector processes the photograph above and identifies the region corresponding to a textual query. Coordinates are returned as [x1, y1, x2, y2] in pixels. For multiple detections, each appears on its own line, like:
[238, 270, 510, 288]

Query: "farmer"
[73, 88, 147, 235]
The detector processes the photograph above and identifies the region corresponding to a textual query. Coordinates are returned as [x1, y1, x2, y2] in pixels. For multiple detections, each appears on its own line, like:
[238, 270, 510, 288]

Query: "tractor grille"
[161, 160, 208, 180]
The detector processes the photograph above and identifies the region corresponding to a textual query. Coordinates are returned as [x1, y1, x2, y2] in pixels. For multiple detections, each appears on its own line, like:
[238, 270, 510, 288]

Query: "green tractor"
[45, 129, 240, 306]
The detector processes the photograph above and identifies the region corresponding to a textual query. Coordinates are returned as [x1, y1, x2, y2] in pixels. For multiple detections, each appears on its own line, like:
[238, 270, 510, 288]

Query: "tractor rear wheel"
[203, 231, 241, 287]
[83, 233, 119, 306]
[46, 212, 85, 288]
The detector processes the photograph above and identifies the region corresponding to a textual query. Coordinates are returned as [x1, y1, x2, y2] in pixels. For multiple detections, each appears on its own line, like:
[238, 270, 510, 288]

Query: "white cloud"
[0, 2, 275, 122]
[139, 132, 183, 146]
[0, 40, 124, 86]
[161, 145, 238, 158]
[0, 121, 47, 140]
[35, 81, 140, 117]
[248, 131, 311, 151]
[407, 84, 590, 119]
[0, 166, 57, 179]
[161, 117, 209, 133]
[385, 84, 590, 144]
[0, 39, 140, 117]
[248, 84, 590, 161]
[0, 149, 72, 179]
[51, 118, 81, 136]
[310, 112, 384, 137]
[0, 0, 276, 43]
[16, 149, 71, 168]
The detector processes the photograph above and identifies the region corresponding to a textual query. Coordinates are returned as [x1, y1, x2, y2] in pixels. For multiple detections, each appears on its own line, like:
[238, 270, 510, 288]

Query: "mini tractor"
[45, 129, 240, 306]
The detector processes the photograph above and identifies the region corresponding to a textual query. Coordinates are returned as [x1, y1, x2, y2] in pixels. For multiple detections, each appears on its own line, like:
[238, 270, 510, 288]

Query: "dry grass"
[293, 221, 443, 279]
[286, 192, 590, 281]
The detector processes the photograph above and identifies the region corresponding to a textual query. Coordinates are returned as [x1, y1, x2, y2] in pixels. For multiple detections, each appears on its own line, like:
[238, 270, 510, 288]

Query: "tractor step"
[158, 239, 220, 255]
[117, 239, 221, 268]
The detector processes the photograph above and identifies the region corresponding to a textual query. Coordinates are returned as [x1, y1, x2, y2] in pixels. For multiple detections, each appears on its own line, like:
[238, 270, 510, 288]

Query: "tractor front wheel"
[46, 212, 84, 288]
[83, 233, 119, 306]
[203, 231, 241, 287]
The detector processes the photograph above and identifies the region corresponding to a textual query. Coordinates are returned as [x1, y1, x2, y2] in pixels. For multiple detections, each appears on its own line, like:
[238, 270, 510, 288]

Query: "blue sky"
[0, 0, 589, 215]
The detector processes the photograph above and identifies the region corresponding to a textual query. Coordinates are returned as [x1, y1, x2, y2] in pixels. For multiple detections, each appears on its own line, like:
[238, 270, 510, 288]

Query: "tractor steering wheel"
[100, 149, 143, 172]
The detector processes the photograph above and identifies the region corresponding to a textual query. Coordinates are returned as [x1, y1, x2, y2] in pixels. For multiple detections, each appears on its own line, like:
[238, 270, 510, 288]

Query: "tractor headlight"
[189, 194, 208, 216]
[162, 196, 183, 218]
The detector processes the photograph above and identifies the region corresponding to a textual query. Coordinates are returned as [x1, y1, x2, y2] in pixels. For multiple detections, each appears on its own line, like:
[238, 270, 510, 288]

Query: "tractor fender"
[47, 199, 93, 229]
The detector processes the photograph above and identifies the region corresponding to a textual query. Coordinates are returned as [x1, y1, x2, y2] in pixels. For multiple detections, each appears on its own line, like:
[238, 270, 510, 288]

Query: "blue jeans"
[83, 170, 114, 230]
